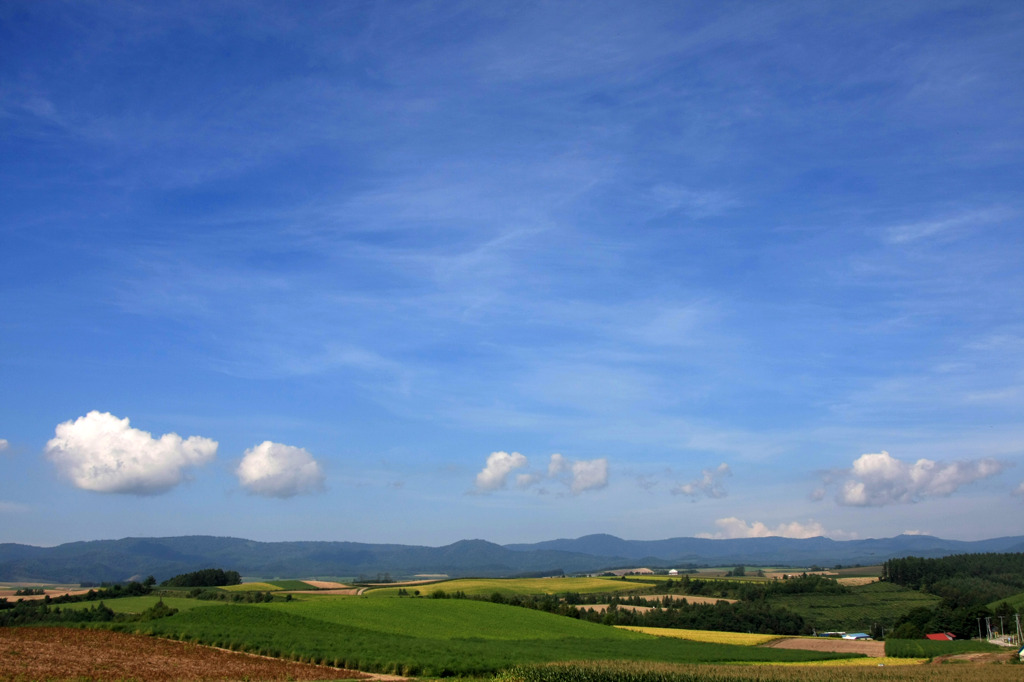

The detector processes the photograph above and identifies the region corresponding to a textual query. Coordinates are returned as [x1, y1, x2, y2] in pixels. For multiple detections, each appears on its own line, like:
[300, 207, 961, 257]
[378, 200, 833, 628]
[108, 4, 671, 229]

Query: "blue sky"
[2, 1, 1023, 548]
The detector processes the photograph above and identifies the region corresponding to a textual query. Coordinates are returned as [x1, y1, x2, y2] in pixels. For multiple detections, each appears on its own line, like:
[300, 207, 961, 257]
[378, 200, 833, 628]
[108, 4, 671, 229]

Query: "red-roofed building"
[925, 632, 956, 641]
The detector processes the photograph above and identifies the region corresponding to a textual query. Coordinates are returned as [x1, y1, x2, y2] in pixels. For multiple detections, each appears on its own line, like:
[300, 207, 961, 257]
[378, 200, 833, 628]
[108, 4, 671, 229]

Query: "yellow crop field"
[370, 576, 656, 597]
[219, 582, 281, 592]
[618, 626, 782, 646]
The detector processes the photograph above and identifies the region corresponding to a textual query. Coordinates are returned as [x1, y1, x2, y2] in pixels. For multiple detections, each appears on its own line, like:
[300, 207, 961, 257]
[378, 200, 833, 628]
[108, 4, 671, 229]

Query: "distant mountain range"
[2, 533, 1022, 584]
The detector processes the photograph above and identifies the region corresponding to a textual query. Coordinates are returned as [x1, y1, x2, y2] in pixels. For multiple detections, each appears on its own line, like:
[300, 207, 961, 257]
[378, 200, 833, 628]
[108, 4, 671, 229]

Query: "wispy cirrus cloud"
[674, 463, 731, 499]
[884, 207, 1013, 244]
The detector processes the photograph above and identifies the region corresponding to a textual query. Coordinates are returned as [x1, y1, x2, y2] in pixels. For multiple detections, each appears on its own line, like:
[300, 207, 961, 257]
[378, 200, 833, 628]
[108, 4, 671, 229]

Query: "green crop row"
[770, 581, 940, 631]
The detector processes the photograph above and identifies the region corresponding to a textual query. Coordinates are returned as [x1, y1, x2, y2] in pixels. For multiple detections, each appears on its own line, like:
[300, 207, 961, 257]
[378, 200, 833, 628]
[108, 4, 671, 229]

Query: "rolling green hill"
[110, 594, 858, 675]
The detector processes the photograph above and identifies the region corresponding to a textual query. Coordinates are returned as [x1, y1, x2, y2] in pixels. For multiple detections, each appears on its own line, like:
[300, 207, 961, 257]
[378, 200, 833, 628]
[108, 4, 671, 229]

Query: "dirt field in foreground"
[0, 627, 371, 681]
[763, 637, 885, 657]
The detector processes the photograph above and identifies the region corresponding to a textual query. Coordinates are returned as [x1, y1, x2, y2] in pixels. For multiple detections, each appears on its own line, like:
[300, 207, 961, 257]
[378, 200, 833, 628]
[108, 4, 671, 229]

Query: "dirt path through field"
[762, 637, 885, 657]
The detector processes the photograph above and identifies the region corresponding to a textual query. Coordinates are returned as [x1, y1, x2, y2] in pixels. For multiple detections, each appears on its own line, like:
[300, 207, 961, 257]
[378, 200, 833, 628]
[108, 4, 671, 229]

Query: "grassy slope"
[770, 581, 940, 632]
[109, 595, 859, 676]
[988, 590, 1024, 611]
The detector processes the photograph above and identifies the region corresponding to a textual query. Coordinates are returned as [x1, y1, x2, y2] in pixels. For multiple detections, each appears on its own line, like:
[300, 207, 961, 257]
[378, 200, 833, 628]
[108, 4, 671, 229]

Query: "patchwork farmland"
[2, 571, 1020, 680]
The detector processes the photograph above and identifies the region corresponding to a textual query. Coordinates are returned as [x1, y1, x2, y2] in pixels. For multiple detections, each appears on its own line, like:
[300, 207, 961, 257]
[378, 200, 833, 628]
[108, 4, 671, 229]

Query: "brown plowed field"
[0, 627, 370, 681]
[763, 636, 885, 657]
[0, 589, 94, 601]
[301, 580, 349, 589]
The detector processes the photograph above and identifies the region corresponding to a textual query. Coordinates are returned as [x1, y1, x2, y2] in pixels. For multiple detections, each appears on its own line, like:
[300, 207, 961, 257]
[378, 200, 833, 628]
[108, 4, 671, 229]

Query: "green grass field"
[988, 590, 1024, 612]
[368, 576, 657, 597]
[770, 580, 940, 631]
[884, 638, 1004, 658]
[107, 595, 860, 675]
[59, 596, 208, 614]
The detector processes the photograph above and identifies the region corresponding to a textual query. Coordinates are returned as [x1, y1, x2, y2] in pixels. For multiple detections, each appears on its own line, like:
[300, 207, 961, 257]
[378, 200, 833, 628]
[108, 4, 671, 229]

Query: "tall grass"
[498, 660, 1022, 682]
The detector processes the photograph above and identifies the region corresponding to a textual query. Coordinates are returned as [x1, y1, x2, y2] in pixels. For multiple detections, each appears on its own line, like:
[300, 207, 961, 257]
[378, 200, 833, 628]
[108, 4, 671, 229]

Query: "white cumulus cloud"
[699, 517, 827, 539]
[475, 451, 527, 491]
[475, 451, 608, 494]
[0, 439, 8, 452]
[236, 441, 325, 498]
[833, 451, 1005, 506]
[1013, 482, 1024, 498]
[674, 463, 731, 499]
[45, 411, 217, 494]
[569, 458, 608, 494]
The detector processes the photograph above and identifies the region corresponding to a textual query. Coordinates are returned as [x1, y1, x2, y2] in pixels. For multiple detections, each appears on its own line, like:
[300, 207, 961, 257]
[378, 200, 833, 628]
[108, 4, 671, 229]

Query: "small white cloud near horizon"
[1012, 482, 1024, 498]
[45, 411, 217, 495]
[475, 451, 608, 494]
[674, 463, 731, 499]
[236, 441, 325, 498]
[830, 451, 1005, 506]
[515, 472, 542, 489]
[698, 517, 829, 540]
[569, 457, 608, 494]
[0, 438, 9, 452]
[549, 453, 569, 477]
[475, 451, 528, 491]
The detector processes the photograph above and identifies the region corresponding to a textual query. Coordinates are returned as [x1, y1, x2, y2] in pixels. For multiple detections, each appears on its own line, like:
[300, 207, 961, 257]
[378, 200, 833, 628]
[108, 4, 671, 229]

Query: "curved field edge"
[107, 601, 862, 676]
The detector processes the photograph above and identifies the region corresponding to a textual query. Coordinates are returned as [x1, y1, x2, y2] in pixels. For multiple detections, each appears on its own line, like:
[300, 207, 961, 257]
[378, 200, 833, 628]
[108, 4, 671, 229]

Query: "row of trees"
[661, 573, 848, 601]
[0, 598, 176, 627]
[161, 568, 242, 588]
[883, 553, 1024, 597]
[882, 553, 1024, 639]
